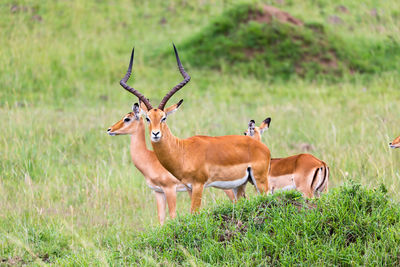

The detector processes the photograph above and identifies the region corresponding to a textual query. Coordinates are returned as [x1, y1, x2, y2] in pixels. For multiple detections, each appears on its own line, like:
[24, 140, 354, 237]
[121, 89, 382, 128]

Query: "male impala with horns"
[119, 44, 271, 212]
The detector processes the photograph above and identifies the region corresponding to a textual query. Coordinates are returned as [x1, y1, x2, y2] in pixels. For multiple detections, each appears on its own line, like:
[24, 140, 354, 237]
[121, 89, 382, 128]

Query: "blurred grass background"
[0, 0, 400, 264]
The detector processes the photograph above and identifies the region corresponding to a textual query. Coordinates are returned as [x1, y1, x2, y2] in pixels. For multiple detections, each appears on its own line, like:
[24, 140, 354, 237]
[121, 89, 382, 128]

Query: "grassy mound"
[131, 184, 400, 265]
[178, 4, 400, 80]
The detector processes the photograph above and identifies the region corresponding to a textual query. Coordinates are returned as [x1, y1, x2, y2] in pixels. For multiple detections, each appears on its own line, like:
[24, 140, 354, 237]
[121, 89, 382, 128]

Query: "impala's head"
[107, 103, 143, 136]
[140, 100, 183, 142]
[389, 135, 400, 149]
[118, 44, 190, 143]
[244, 118, 271, 141]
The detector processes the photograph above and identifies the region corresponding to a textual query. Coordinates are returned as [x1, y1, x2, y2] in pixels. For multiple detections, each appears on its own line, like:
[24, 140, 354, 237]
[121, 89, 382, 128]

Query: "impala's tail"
[310, 167, 320, 193]
[311, 162, 329, 197]
[311, 163, 329, 197]
[318, 164, 329, 193]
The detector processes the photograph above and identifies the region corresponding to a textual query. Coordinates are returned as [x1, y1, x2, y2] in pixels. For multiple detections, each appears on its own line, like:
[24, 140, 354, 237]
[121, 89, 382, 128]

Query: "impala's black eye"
[244, 132, 247, 135]
[146, 117, 150, 123]
[124, 117, 131, 123]
[161, 117, 166, 123]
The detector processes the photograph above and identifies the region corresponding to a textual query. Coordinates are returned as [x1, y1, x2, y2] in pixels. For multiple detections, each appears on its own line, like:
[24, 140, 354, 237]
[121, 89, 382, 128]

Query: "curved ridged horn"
[158, 44, 191, 110]
[119, 47, 153, 110]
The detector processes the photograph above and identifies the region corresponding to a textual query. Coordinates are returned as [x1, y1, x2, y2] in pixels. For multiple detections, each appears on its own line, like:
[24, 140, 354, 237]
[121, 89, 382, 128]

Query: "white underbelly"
[269, 174, 296, 192]
[147, 183, 191, 193]
[176, 184, 192, 192]
[279, 184, 296, 191]
[147, 184, 164, 193]
[205, 174, 248, 189]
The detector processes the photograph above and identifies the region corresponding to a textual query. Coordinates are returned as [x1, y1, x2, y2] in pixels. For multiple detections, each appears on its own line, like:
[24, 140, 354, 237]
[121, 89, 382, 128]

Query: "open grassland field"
[1, 0, 400, 265]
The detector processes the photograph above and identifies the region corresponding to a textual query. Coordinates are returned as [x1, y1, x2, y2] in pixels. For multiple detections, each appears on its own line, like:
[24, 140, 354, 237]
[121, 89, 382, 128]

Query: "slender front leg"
[190, 183, 204, 213]
[154, 191, 166, 225]
[164, 186, 177, 219]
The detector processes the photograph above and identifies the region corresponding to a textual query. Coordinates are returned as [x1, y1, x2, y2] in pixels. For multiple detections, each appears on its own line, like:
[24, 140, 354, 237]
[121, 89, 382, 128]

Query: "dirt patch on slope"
[247, 5, 339, 75]
[218, 215, 248, 243]
[1, 256, 26, 266]
[249, 5, 303, 26]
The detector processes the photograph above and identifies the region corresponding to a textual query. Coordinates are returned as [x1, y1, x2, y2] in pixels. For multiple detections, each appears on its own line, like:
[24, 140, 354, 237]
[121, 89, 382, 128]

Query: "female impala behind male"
[107, 104, 187, 225]
[244, 119, 329, 197]
[118, 45, 271, 212]
[107, 99, 235, 224]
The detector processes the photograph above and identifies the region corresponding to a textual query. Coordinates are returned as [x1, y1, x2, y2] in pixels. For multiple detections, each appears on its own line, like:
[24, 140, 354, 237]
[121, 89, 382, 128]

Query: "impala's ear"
[139, 100, 149, 113]
[259, 117, 271, 134]
[246, 120, 256, 137]
[132, 103, 140, 119]
[165, 99, 183, 116]
[248, 120, 255, 130]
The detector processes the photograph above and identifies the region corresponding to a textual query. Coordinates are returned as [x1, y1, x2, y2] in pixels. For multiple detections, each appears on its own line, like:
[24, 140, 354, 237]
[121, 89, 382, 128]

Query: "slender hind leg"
[154, 191, 166, 225]
[247, 165, 269, 194]
[223, 190, 236, 202]
[235, 183, 248, 200]
[252, 169, 269, 194]
[187, 189, 192, 199]
[164, 187, 177, 219]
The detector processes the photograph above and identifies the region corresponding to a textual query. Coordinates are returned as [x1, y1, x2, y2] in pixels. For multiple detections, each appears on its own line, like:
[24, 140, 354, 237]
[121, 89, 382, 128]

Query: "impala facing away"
[119, 45, 271, 212]
[107, 104, 235, 225]
[244, 119, 329, 197]
[390, 135, 400, 149]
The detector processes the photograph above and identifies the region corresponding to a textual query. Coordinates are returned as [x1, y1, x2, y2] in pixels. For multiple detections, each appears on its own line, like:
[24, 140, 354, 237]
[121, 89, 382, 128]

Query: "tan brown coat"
[245, 118, 329, 197]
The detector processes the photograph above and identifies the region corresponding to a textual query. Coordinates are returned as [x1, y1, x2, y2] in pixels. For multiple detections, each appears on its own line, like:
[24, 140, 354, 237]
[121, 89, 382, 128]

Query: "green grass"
[1, 0, 400, 265]
[132, 184, 400, 265]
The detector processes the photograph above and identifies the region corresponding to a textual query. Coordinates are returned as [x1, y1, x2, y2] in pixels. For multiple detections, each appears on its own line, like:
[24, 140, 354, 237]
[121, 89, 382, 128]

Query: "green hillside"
[177, 3, 400, 80]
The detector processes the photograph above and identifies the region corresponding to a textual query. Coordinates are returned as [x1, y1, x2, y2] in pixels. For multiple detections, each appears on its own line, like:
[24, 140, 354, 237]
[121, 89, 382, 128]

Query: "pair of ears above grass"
[132, 99, 184, 117]
[248, 118, 272, 134]
[130, 100, 271, 134]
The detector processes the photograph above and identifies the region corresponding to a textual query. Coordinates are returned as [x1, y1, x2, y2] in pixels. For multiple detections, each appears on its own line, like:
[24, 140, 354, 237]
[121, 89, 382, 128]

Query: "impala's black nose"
[389, 142, 392, 145]
[107, 128, 111, 132]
